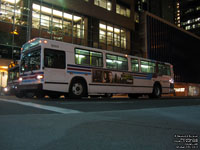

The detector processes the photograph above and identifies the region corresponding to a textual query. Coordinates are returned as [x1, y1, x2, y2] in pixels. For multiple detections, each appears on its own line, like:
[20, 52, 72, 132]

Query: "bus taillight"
[169, 78, 174, 84]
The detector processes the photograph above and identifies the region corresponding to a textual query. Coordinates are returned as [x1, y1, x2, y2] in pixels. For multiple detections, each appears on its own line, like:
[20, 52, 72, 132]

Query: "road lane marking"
[0, 98, 82, 114]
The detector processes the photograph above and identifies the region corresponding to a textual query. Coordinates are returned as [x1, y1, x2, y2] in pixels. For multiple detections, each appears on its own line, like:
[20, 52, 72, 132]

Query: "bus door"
[43, 48, 67, 92]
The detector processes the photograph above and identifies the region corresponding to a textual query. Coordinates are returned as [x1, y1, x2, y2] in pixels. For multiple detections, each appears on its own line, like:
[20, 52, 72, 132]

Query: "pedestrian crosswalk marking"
[0, 98, 82, 114]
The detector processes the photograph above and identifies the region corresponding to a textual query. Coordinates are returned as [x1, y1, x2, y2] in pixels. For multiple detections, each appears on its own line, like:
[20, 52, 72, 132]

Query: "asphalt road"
[0, 96, 200, 150]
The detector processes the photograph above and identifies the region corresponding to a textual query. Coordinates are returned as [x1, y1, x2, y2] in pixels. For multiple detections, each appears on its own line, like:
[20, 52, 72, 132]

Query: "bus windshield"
[22, 38, 41, 53]
[20, 48, 41, 72]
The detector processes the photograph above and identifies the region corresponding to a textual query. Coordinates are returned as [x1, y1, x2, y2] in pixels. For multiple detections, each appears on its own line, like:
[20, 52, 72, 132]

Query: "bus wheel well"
[69, 77, 88, 97]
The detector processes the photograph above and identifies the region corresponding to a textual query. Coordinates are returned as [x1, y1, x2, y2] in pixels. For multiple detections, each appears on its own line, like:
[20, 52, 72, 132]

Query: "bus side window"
[158, 64, 163, 75]
[141, 60, 156, 73]
[131, 58, 139, 72]
[75, 49, 90, 66]
[44, 49, 66, 69]
[165, 65, 171, 76]
[118, 56, 128, 70]
[106, 54, 128, 71]
[106, 54, 118, 69]
[75, 48, 103, 67]
[90, 51, 103, 67]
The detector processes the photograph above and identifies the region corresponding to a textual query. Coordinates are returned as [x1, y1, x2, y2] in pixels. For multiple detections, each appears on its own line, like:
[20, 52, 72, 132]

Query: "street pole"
[0, 72, 2, 95]
[0, 0, 2, 16]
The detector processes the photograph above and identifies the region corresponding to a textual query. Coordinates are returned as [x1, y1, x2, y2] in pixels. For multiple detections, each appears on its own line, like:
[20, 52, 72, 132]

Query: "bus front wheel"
[69, 80, 87, 99]
[15, 91, 24, 98]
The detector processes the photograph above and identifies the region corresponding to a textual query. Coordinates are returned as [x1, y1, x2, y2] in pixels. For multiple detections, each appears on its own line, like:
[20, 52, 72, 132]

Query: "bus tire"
[69, 79, 87, 99]
[150, 83, 162, 98]
[15, 91, 24, 98]
[35, 91, 45, 99]
[25, 92, 35, 98]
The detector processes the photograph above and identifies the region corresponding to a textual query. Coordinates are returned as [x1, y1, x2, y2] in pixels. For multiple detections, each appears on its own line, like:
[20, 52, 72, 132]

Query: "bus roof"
[23, 37, 172, 66]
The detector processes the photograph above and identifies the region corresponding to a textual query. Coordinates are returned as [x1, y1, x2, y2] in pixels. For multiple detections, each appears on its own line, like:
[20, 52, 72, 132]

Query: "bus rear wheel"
[69, 80, 87, 99]
[150, 84, 161, 98]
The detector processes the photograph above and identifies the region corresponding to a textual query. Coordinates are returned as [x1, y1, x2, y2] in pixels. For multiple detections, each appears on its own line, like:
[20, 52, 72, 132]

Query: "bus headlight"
[4, 87, 9, 92]
[37, 75, 44, 80]
[19, 77, 23, 82]
[169, 78, 174, 84]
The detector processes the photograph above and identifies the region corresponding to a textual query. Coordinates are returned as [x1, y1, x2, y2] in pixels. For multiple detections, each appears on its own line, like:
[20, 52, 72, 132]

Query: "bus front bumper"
[17, 84, 43, 91]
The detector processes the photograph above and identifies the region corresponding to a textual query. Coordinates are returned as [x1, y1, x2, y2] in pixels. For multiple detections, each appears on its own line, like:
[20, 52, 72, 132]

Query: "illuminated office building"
[0, 0, 135, 88]
[175, 0, 200, 37]
[140, 12, 200, 96]
[136, 0, 175, 24]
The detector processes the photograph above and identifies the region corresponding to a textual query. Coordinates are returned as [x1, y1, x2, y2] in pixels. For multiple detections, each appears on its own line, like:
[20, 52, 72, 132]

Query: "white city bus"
[16, 38, 174, 98]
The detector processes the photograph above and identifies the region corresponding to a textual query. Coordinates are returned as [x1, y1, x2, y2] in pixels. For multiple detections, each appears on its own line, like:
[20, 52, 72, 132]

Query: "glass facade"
[146, 14, 200, 83]
[31, 3, 86, 44]
[116, 4, 130, 18]
[0, 0, 30, 60]
[94, 0, 112, 11]
[0, 0, 133, 89]
[0, 0, 131, 60]
[177, 0, 200, 37]
[99, 22, 129, 52]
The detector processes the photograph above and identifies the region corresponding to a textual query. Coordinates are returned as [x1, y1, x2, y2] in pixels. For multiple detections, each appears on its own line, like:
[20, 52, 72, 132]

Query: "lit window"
[41, 6, 52, 14]
[32, 11, 40, 28]
[185, 25, 190, 30]
[0, 0, 29, 26]
[107, 1, 112, 11]
[53, 10, 62, 17]
[74, 16, 81, 21]
[94, 0, 112, 11]
[31, 3, 85, 40]
[2, 0, 20, 4]
[64, 13, 73, 20]
[174, 88, 185, 92]
[32, 3, 40, 11]
[99, 22, 128, 49]
[116, 4, 130, 18]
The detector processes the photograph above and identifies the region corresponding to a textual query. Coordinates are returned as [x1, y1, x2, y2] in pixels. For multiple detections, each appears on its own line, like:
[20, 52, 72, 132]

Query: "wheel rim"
[155, 86, 160, 96]
[72, 83, 83, 96]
